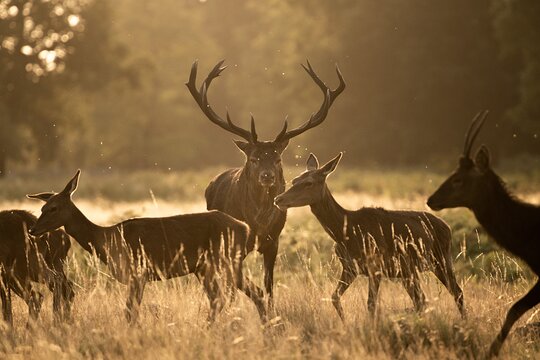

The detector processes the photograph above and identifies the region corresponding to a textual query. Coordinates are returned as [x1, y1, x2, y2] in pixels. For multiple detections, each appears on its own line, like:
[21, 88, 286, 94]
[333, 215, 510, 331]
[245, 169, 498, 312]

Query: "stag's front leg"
[263, 242, 278, 310]
[0, 283, 13, 326]
[488, 280, 540, 358]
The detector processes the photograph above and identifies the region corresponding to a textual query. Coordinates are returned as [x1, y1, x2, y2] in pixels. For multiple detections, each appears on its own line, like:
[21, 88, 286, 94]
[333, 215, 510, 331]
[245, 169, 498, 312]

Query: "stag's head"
[427, 111, 493, 210]
[274, 152, 342, 211]
[27, 170, 80, 236]
[186, 60, 345, 189]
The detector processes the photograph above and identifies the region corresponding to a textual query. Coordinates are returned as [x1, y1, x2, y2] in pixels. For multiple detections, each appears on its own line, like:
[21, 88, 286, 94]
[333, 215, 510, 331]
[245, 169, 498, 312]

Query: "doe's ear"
[320, 152, 343, 177]
[61, 169, 81, 196]
[474, 145, 491, 173]
[26, 192, 55, 202]
[306, 153, 319, 171]
[233, 140, 252, 155]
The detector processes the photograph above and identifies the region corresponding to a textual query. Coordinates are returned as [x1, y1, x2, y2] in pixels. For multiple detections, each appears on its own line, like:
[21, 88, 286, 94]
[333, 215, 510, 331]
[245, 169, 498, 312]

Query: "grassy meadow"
[0, 165, 539, 359]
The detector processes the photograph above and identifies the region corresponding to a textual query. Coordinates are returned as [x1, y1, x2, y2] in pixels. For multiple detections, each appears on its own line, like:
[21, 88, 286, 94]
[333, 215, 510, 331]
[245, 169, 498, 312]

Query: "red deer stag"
[427, 110, 540, 357]
[275, 153, 465, 320]
[186, 60, 345, 306]
[0, 210, 73, 325]
[27, 170, 266, 324]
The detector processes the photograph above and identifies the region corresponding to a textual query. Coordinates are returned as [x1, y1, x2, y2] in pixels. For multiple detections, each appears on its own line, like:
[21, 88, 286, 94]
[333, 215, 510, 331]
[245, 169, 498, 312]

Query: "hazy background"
[1, 0, 539, 176]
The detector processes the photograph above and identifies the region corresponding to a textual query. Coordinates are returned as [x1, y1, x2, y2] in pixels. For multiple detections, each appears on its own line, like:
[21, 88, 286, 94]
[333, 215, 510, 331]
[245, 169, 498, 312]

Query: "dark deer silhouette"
[27, 170, 266, 324]
[0, 210, 73, 325]
[186, 60, 345, 305]
[275, 153, 465, 320]
[427, 110, 540, 357]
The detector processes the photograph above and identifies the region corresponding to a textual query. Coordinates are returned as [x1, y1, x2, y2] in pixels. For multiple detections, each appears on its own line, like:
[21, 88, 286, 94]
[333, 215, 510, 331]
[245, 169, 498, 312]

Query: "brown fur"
[186, 60, 345, 305]
[28, 171, 265, 324]
[428, 111, 540, 357]
[275, 153, 465, 319]
[0, 210, 73, 325]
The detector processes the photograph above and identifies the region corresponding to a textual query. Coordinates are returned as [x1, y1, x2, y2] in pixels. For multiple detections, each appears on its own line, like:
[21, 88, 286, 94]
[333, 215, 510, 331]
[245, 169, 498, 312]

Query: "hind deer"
[27, 170, 266, 324]
[274, 153, 465, 320]
[186, 60, 345, 307]
[0, 210, 73, 325]
[427, 110, 540, 357]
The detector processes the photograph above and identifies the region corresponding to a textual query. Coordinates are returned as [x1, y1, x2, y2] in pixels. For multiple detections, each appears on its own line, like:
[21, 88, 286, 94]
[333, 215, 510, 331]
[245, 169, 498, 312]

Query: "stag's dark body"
[0, 210, 73, 324]
[187, 60, 345, 302]
[206, 156, 286, 296]
[427, 110, 540, 357]
[470, 172, 540, 270]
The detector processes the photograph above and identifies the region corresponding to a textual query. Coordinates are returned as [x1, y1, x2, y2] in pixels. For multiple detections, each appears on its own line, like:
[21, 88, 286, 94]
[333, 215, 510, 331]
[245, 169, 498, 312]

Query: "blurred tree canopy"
[1, 0, 538, 174]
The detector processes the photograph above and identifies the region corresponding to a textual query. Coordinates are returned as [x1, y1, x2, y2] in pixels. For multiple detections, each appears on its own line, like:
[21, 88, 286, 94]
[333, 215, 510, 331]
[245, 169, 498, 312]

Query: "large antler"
[186, 60, 258, 143]
[463, 110, 489, 158]
[274, 60, 346, 143]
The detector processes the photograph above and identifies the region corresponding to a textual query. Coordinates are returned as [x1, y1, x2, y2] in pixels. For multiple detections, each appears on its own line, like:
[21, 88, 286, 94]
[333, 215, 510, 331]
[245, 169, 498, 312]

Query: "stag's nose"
[259, 171, 275, 186]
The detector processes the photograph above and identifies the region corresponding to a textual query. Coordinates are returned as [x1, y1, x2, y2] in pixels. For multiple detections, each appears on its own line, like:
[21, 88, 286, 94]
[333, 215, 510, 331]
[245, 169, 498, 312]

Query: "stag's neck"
[63, 206, 108, 262]
[470, 171, 526, 244]
[310, 186, 347, 243]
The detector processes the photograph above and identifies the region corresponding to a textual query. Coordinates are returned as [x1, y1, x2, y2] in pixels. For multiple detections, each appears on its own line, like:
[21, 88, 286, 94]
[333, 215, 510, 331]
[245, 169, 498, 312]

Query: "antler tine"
[274, 61, 345, 142]
[186, 60, 255, 142]
[250, 114, 258, 143]
[463, 110, 489, 158]
[466, 110, 489, 157]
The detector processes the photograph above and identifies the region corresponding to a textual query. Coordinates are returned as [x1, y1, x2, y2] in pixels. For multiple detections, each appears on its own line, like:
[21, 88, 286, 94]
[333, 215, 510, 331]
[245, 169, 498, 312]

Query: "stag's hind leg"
[402, 271, 426, 313]
[488, 280, 540, 358]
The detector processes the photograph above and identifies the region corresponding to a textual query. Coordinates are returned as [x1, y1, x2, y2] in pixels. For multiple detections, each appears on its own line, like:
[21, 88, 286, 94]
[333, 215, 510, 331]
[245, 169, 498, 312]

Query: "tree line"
[0, 0, 538, 176]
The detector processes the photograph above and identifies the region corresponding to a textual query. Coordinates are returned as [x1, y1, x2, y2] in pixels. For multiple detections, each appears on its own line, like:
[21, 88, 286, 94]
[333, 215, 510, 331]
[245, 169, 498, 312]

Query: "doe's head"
[274, 152, 342, 211]
[27, 170, 81, 236]
[427, 111, 493, 211]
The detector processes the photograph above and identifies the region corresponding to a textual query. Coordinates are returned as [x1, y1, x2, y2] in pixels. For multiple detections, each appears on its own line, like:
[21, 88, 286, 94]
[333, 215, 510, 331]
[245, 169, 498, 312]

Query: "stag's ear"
[26, 192, 55, 202]
[320, 152, 343, 177]
[474, 145, 491, 173]
[61, 169, 81, 196]
[275, 139, 289, 154]
[233, 140, 252, 155]
[306, 153, 319, 171]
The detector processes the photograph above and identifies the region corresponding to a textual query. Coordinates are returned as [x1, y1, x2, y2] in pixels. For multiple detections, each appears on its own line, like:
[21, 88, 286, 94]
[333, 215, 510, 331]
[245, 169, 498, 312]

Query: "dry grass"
[0, 167, 539, 359]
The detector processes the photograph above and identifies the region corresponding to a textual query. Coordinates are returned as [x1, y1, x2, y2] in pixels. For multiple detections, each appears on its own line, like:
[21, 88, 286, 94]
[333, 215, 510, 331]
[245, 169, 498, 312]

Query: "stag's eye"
[49, 206, 58, 213]
[304, 181, 314, 188]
